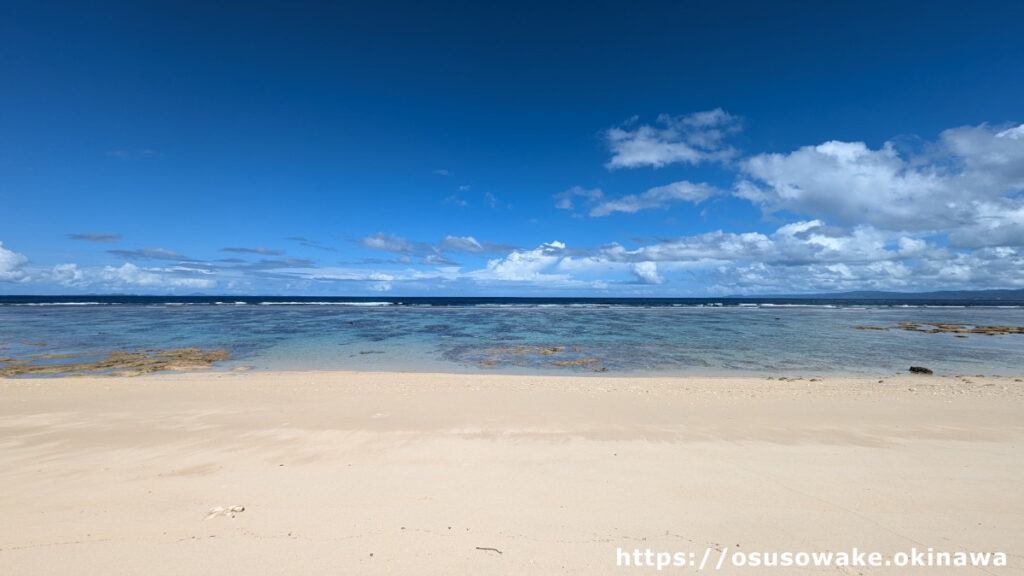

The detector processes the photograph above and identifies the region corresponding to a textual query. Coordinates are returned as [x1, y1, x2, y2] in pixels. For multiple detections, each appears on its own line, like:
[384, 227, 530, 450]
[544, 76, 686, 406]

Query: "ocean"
[2, 295, 1024, 377]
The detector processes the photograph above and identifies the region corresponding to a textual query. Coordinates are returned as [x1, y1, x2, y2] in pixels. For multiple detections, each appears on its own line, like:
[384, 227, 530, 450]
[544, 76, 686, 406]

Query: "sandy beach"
[1, 371, 1022, 574]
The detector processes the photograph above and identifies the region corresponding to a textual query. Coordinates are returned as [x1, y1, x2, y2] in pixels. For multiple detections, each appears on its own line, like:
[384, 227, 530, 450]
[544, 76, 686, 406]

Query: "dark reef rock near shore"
[475, 344, 607, 371]
[909, 366, 934, 375]
[551, 357, 599, 367]
[852, 322, 1024, 336]
[898, 322, 1024, 335]
[484, 346, 566, 356]
[0, 347, 231, 377]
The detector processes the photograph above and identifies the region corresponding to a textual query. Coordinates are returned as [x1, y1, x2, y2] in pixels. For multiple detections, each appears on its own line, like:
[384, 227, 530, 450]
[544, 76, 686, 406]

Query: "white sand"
[1, 371, 1022, 574]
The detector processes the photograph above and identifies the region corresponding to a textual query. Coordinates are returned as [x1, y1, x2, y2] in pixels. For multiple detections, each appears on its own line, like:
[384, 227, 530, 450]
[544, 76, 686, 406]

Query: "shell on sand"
[206, 505, 245, 519]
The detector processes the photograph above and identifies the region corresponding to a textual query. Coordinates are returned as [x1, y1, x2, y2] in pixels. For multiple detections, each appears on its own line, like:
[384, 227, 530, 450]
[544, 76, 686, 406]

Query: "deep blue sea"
[2, 295, 1024, 377]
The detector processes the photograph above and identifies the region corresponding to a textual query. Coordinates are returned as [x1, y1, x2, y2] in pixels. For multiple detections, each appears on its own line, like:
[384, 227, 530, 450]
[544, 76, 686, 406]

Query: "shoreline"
[2, 371, 1022, 574]
[6, 367, 1024, 390]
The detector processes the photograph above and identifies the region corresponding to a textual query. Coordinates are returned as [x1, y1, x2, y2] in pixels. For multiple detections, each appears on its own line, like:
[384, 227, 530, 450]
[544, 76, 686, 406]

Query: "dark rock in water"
[909, 366, 933, 375]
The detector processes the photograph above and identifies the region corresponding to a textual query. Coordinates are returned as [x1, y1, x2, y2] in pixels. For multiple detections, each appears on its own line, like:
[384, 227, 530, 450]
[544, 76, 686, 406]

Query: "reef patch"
[0, 347, 231, 377]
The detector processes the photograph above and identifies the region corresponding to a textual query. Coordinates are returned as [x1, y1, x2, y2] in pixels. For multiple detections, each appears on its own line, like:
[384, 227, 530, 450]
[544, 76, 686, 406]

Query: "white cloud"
[740, 141, 949, 229]
[554, 186, 603, 210]
[99, 263, 216, 289]
[419, 253, 458, 266]
[439, 235, 484, 252]
[996, 125, 1024, 140]
[942, 123, 1024, 190]
[947, 200, 1024, 249]
[283, 266, 467, 293]
[706, 246, 1024, 295]
[597, 230, 771, 264]
[491, 221, 1008, 293]
[470, 241, 572, 283]
[443, 194, 467, 207]
[556, 216, 1024, 294]
[605, 109, 741, 169]
[593, 221, 925, 269]
[589, 181, 722, 217]
[367, 272, 393, 292]
[0, 242, 28, 281]
[631, 262, 665, 284]
[359, 233, 515, 262]
[738, 122, 1024, 241]
[357, 233, 414, 254]
[11, 117, 1024, 296]
[50, 263, 87, 287]
[102, 263, 159, 286]
[167, 278, 217, 289]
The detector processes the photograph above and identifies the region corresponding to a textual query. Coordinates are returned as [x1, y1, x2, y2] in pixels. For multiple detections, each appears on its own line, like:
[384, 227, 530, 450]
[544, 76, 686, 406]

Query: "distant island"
[754, 289, 1024, 301]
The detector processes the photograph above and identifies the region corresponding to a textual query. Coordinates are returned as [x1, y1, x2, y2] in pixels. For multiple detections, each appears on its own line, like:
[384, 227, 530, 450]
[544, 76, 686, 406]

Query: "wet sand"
[1, 371, 1022, 574]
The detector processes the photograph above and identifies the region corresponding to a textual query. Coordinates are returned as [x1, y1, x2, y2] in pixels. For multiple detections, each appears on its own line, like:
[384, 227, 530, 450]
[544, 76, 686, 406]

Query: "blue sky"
[2, 0, 1023, 295]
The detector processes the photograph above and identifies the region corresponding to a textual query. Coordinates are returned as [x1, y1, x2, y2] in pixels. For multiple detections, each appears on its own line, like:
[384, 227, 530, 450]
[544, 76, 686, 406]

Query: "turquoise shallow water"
[2, 297, 1024, 376]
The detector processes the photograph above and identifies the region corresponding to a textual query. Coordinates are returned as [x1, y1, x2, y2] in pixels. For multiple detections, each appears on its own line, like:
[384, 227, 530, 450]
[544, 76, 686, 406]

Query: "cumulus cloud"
[461, 228, 973, 292]
[49, 263, 87, 287]
[100, 263, 216, 289]
[605, 109, 741, 169]
[739, 141, 954, 230]
[996, 125, 1024, 140]
[738, 122, 1024, 243]
[349, 219, 1021, 293]
[942, 123, 1024, 190]
[0, 242, 28, 281]
[591, 220, 920, 268]
[946, 200, 1024, 249]
[631, 261, 665, 284]
[470, 241, 573, 283]
[13, 117, 1024, 295]
[705, 246, 1024, 295]
[590, 181, 723, 217]
[520, 218, 1019, 293]
[68, 233, 121, 243]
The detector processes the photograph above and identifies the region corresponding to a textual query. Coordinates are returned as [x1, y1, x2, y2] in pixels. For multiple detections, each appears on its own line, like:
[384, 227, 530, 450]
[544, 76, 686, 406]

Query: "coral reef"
[0, 348, 231, 377]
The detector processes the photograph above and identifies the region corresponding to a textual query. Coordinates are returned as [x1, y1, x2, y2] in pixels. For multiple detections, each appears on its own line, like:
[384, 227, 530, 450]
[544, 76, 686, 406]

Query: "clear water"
[2, 297, 1023, 376]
